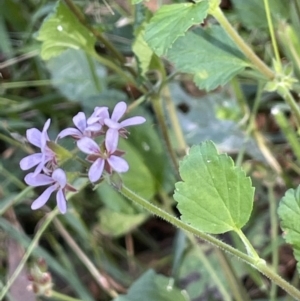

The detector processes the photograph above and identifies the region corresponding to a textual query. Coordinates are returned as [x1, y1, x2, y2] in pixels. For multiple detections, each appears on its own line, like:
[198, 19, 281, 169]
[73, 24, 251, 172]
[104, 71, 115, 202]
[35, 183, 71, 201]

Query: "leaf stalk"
[211, 7, 275, 80]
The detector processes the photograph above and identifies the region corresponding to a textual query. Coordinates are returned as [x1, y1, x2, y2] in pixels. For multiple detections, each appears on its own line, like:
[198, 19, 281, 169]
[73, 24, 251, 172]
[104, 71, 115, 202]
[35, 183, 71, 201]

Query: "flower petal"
[20, 153, 43, 170]
[56, 189, 67, 214]
[104, 118, 120, 129]
[26, 128, 42, 148]
[41, 119, 51, 145]
[33, 156, 47, 177]
[86, 123, 102, 132]
[87, 107, 109, 125]
[31, 185, 56, 210]
[52, 168, 67, 188]
[88, 158, 105, 182]
[120, 116, 146, 127]
[57, 128, 82, 139]
[105, 128, 119, 153]
[111, 102, 127, 121]
[43, 119, 51, 132]
[73, 112, 86, 133]
[77, 137, 100, 155]
[25, 173, 53, 187]
[107, 156, 129, 173]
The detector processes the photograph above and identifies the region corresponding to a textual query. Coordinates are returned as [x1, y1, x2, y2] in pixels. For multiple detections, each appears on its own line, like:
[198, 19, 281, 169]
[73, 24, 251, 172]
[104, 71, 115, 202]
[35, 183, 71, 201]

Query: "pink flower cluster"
[20, 102, 146, 214]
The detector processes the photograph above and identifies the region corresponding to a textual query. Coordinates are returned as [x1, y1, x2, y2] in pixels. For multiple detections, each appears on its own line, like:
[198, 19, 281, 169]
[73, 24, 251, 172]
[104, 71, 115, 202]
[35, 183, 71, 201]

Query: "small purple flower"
[87, 106, 109, 126]
[77, 137, 129, 183]
[25, 168, 76, 214]
[20, 119, 57, 176]
[57, 112, 102, 140]
[104, 102, 146, 151]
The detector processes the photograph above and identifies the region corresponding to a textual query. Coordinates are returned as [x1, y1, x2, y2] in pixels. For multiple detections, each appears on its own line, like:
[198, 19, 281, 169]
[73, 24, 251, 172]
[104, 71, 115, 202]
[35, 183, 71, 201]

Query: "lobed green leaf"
[166, 26, 249, 91]
[278, 186, 300, 274]
[144, 1, 209, 56]
[174, 141, 254, 234]
[36, 1, 96, 60]
[133, 26, 154, 77]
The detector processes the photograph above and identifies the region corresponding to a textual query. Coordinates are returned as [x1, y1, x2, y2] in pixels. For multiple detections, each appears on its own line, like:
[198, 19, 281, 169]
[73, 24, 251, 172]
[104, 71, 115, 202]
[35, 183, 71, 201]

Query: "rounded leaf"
[174, 141, 254, 234]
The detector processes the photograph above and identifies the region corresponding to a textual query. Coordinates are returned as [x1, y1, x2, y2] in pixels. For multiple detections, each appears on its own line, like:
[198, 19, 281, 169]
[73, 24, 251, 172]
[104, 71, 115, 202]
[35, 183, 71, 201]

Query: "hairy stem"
[118, 184, 300, 300]
[267, 183, 279, 301]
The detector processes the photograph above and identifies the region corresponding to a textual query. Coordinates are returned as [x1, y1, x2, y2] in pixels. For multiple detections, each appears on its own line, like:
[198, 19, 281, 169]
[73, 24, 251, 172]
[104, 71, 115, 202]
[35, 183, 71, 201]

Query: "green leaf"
[278, 186, 300, 273]
[97, 182, 138, 214]
[231, 0, 289, 30]
[166, 26, 249, 91]
[114, 270, 189, 301]
[144, 1, 209, 56]
[174, 141, 254, 234]
[133, 26, 154, 76]
[36, 1, 96, 60]
[97, 207, 148, 237]
[120, 138, 157, 200]
[46, 49, 105, 101]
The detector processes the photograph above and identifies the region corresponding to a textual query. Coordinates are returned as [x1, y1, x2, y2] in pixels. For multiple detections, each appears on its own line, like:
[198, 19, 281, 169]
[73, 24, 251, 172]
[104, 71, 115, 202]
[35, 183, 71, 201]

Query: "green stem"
[89, 50, 147, 94]
[236, 82, 282, 176]
[50, 290, 83, 301]
[211, 7, 275, 80]
[0, 163, 27, 190]
[229, 232, 269, 294]
[254, 130, 282, 174]
[278, 86, 300, 129]
[1, 80, 54, 89]
[235, 229, 260, 259]
[272, 106, 300, 162]
[215, 249, 251, 301]
[235, 82, 262, 167]
[89, 51, 134, 86]
[263, 0, 281, 69]
[118, 184, 300, 300]
[0, 209, 59, 300]
[151, 95, 180, 177]
[267, 184, 279, 301]
[189, 236, 232, 301]
[0, 186, 33, 216]
[162, 85, 187, 155]
[231, 77, 250, 125]
[63, 0, 125, 65]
